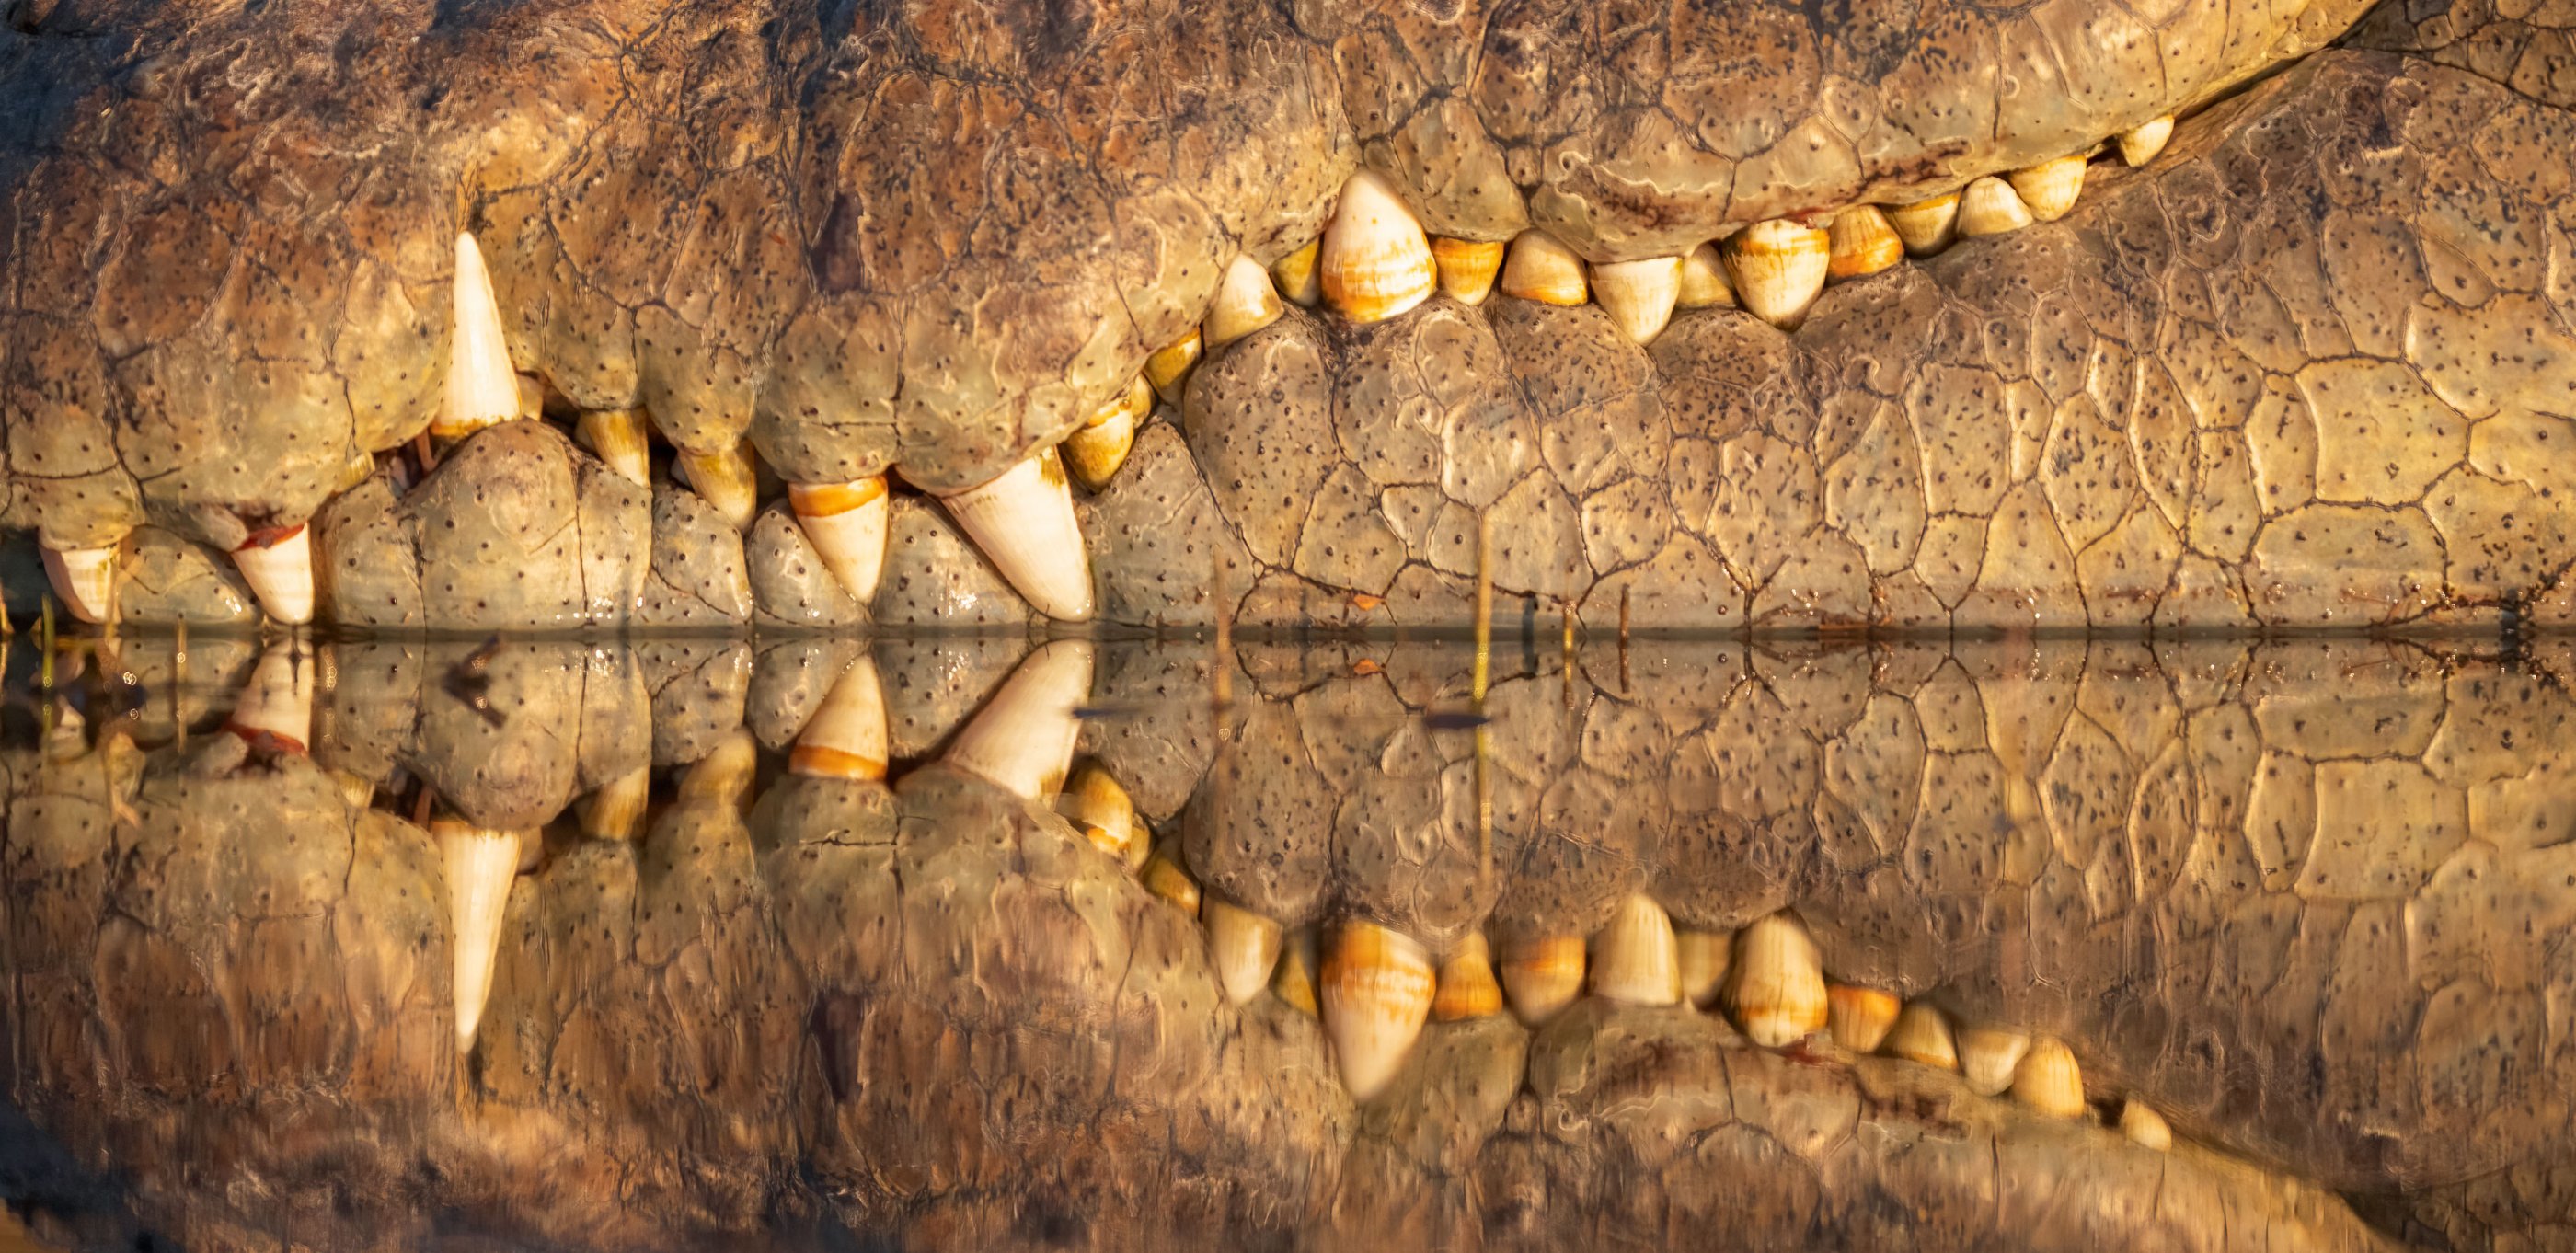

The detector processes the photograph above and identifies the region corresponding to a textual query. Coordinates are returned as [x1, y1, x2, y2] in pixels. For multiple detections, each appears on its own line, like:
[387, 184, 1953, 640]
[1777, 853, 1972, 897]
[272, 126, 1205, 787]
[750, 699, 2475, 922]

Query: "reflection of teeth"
[1675, 241, 1736, 309]
[1827, 984, 1901, 1052]
[788, 476, 891, 604]
[1273, 926, 1322, 1016]
[1431, 236, 1506, 305]
[576, 408, 653, 487]
[1959, 1026, 2030, 1097]
[1500, 230, 1588, 305]
[1144, 328, 1202, 407]
[1826, 206, 1903, 281]
[438, 231, 521, 441]
[1884, 1001, 1960, 1070]
[676, 444, 760, 531]
[224, 639, 313, 753]
[1321, 921, 1435, 1100]
[1064, 761, 1146, 868]
[944, 638, 1092, 798]
[1063, 377, 1152, 492]
[1722, 221, 1830, 330]
[436, 818, 522, 1052]
[935, 448, 1095, 621]
[1676, 929, 1729, 1007]
[233, 524, 316, 626]
[1500, 933, 1587, 1026]
[677, 729, 759, 804]
[1589, 257, 1682, 344]
[2006, 155, 2087, 222]
[2119, 1099, 2172, 1149]
[1889, 194, 1961, 257]
[789, 657, 888, 782]
[1143, 849, 1202, 916]
[40, 544, 117, 624]
[1203, 255, 1286, 349]
[1590, 894, 1681, 1006]
[1958, 177, 2035, 237]
[1205, 900, 1282, 1006]
[2012, 1035, 2087, 1118]
[2117, 117, 2175, 167]
[1725, 913, 1827, 1046]
[1432, 932, 1504, 1020]
[1271, 239, 1322, 308]
[1320, 171, 1437, 325]
[578, 766, 651, 840]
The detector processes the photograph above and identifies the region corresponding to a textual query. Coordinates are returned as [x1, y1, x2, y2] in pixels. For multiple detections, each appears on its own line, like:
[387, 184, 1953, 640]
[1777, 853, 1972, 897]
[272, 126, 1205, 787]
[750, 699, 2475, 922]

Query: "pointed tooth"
[788, 476, 891, 604]
[224, 638, 313, 753]
[1272, 926, 1321, 1016]
[577, 408, 653, 487]
[1144, 328, 1202, 406]
[1064, 377, 1152, 492]
[1064, 760, 1145, 868]
[1675, 241, 1736, 308]
[1271, 239, 1323, 308]
[1320, 170, 1436, 324]
[331, 769, 378, 811]
[232, 523, 315, 626]
[1589, 256, 1683, 344]
[1499, 933, 1586, 1026]
[1500, 230, 1589, 305]
[1721, 221, 1831, 330]
[1885, 1001, 1960, 1070]
[579, 766, 652, 840]
[1206, 900, 1282, 1006]
[944, 638, 1092, 798]
[2117, 116, 2175, 167]
[2006, 155, 2087, 222]
[1959, 1026, 2030, 1096]
[1588, 894, 1681, 1006]
[514, 374, 546, 420]
[1724, 912, 1827, 1046]
[1143, 850, 1202, 916]
[677, 729, 759, 805]
[40, 543, 119, 625]
[1676, 928, 1730, 1007]
[676, 443, 760, 531]
[1827, 984, 1902, 1053]
[2012, 1035, 2087, 1118]
[1889, 193, 1961, 257]
[1321, 921, 1435, 1100]
[2119, 1099, 2173, 1149]
[440, 231, 521, 441]
[936, 448, 1095, 621]
[1431, 236, 1506, 305]
[1825, 206, 1904, 281]
[1958, 176, 2035, 237]
[437, 818, 523, 1052]
[1204, 255, 1286, 349]
[790, 656, 888, 781]
[1432, 932, 1504, 1021]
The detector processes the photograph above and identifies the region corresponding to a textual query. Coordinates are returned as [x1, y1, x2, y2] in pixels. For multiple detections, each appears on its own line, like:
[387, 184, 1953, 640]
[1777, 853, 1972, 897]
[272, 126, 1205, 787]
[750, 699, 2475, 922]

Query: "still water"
[0, 630, 2568, 1251]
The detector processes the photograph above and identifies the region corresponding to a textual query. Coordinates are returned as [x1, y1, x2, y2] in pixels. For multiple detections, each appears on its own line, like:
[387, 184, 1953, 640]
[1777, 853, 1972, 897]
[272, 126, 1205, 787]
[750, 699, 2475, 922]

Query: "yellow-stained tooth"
[676, 443, 760, 531]
[1500, 933, 1587, 1026]
[1500, 230, 1588, 305]
[514, 374, 546, 420]
[1885, 1001, 1961, 1070]
[943, 638, 1092, 798]
[1590, 893, 1682, 1006]
[578, 766, 651, 840]
[1590, 256, 1684, 344]
[436, 817, 523, 1052]
[1827, 984, 1902, 1053]
[577, 408, 653, 487]
[1432, 236, 1507, 305]
[1273, 926, 1321, 1016]
[232, 523, 315, 626]
[1432, 932, 1504, 1020]
[1320, 170, 1437, 325]
[1889, 193, 1961, 257]
[2012, 1035, 2087, 1118]
[439, 231, 521, 441]
[2120, 1099, 2173, 1149]
[1960, 1026, 2030, 1096]
[2007, 155, 2087, 223]
[1206, 900, 1283, 1006]
[1826, 206, 1903, 281]
[1065, 760, 1146, 868]
[1722, 221, 1831, 330]
[2118, 116, 2175, 167]
[1677, 928, 1730, 1007]
[1064, 377, 1152, 492]
[1144, 328, 1202, 406]
[1958, 177, 2035, 237]
[1321, 921, 1436, 1100]
[1725, 912, 1827, 1046]
[788, 476, 891, 604]
[1271, 239, 1323, 308]
[1142, 849, 1202, 915]
[41, 543, 118, 625]
[790, 656, 888, 782]
[1675, 241, 1735, 308]
[224, 638, 313, 753]
[935, 447, 1095, 621]
[1204, 255, 1286, 350]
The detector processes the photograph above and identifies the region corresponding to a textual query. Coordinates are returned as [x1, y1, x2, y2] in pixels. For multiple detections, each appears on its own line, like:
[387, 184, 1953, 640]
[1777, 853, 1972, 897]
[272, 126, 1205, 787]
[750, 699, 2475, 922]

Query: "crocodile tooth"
[1142, 850, 1202, 915]
[1722, 221, 1831, 330]
[1958, 177, 2035, 237]
[1500, 230, 1589, 305]
[1320, 171, 1436, 325]
[579, 767, 651, 840]
[677, 729, 759, 804]
[232, 523, 315, 626]
[1204, 255, 1285, 349]
[1675, 241, 1736, 308]
[676, 443, 759, 531]
[1064, 377, 1152, 492]
[577, 408, 652, 487]
[1885, 1001, 1961, 1069]
[1144, 328, 1202, 406]
[1321, 921, 1435, 1100]
[1272, 926, 1321, 1016]
[40, 543, 118, 624]
[935, 447, 1096, 621]
[1064, 760, 1145, 868]
[2007, 155, 2087, 222]
[943, 638, 1092, 798]
[514, 374, 546, 420]
[1826, 206, 1903, 280]
[1960, 1026, 2030, 1096]
[1889, 193, 1961, 256]
[1432, 236, 1506, 305]
[1500, 933, 1587, 1026]
[1270, 239, 1322, 307]
[788, 476, 890, 604]
[2013, 1035, 2087, 1117]
[224, 638, 312, 753]
[1590, 256, 1683, 344]
[1677, 928, 1730, 1006]
[1432, 932, 1503, 1020]
[789, 656, 888, 782]
[1590, 893, 1681, 1006]
[439, 231, 521, 441]
[2120, 1099, 2173, 1149]
[1725, 912, 1827, 1046]
[2117, 117, 2175, 167]
[436, 818, 523, 1052]
[1206, 900, 1283, 1006]
[1827, 984, 1901, 1052]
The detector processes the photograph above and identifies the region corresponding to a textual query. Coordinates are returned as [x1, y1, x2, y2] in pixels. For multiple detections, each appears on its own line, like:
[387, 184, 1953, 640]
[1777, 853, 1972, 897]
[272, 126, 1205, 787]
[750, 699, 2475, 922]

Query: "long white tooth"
[1203, 255, 1285, 350]
[788, 476, 890, 604]
[1674, 241, 1735, 309]
[945, 638, 1093, 799]
[577, 408, 653, 487]
[2012, 1035, 2087, 1118]
[40, 543, 118, 625]
[1721, 221, 1831, 330]
[1320, 170, 1436, 325]
[1500, 229, 1589, 305]
[1724, 912, 1827, 1046]
[1958, 177, 2035, 237]
[1064, 377, 1152, 492]
[790, 655, 888, 781]
[2120, 1099, 2173, 1149]
[439, 231, 521, 441]
[1065, 760, 1146, 868]
[1206, 900, 1282, 1006]
[578, 766, 652, 840]
[232, 524, 315, 626]
[2117, 117, 2175, 167]
[224, 638, 313, 753]
[1590, 893, 1681, 1006]
[1889, 194, 1961, 257]
[1589, 256, 1683, 344]
[936, 448, 1095, 621]
[1960, 1026, 2030, 1096]
[437, 818, 523, 1052]
[1321, 921, 1435, 1100]
[2006, 155, 2087, 222]
[676, 443, 759, 531]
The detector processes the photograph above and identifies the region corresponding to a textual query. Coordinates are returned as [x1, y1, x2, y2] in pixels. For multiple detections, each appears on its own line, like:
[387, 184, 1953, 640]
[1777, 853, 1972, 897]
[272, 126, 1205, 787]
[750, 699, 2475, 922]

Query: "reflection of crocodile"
[0, 0, 2570, 630]
[4, 635, 2568, 1248]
